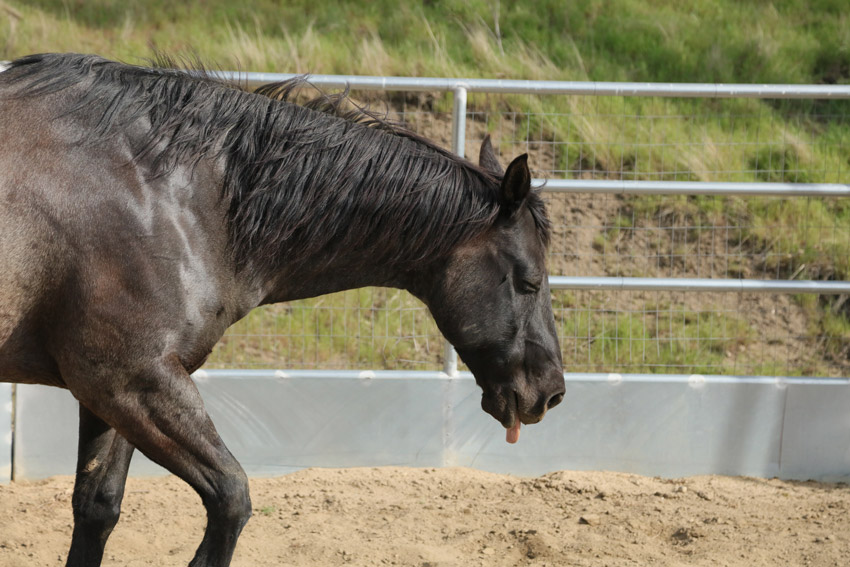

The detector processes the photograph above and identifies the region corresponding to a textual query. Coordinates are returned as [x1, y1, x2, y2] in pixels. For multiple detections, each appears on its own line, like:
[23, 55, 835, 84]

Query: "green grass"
[3, 0, 849, 375]
[3, 1, 849, 86]
[257, 505, 276, 516]
[206, 289, 444, 370]
[552, 291, 760, 375]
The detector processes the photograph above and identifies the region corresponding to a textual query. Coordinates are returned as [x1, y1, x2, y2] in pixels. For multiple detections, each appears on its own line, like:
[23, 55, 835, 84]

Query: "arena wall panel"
[12, 372, 850, 482]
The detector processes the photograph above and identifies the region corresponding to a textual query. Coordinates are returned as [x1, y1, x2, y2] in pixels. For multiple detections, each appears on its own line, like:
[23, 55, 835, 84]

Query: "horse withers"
[0, 53, 564, 567]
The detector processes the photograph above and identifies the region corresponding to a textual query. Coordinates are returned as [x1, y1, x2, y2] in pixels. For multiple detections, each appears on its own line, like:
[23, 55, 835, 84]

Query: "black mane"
[4, 53, 550, 272]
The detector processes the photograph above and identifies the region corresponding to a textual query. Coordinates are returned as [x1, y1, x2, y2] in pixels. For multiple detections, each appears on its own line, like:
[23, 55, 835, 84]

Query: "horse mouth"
[501, 390, 518, 427]
[482, 388, 523, 428]
[482, 383, 564, 442]
[504, 391, 521, 443]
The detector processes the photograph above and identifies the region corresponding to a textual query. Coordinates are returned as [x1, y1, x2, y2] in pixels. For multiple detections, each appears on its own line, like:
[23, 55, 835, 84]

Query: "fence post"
[442, 86, 467, 378]
[0, 383, 12, 483]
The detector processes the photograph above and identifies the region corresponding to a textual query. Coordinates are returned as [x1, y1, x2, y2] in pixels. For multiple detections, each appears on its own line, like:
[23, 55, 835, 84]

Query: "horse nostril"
[547, 392, 564, 410]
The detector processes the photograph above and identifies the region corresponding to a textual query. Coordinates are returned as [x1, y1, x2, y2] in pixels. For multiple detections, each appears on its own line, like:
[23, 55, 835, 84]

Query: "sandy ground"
[1, 467, 848, 567]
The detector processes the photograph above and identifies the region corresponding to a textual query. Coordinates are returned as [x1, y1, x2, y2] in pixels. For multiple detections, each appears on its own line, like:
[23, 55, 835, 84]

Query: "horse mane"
[4, 53, 550, 273]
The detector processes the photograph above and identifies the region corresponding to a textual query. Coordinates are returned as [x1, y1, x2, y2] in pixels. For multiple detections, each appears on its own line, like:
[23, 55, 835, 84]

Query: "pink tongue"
[506, 417, 521, 444]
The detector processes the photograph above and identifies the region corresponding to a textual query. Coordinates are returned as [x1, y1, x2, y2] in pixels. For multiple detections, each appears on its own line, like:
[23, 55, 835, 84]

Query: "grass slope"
[2, 1, 849, 85]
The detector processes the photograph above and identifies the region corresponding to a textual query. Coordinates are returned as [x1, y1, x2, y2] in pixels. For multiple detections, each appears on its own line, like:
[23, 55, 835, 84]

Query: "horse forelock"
[4, 53, 550, 272]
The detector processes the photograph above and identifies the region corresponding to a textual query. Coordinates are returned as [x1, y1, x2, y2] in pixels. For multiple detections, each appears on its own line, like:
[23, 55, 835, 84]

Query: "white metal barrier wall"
[13, 372, 850, 482]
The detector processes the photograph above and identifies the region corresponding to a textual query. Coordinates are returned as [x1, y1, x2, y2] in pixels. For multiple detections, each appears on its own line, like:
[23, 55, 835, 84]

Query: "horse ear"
[500, 154, 531, 214]
[479, 135, 504, 176]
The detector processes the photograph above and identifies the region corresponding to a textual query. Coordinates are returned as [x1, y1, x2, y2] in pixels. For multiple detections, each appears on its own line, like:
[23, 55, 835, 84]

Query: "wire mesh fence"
[207, 288, 443, 371]
[552, 289, 845, 377]
[205, 85, 850, 377]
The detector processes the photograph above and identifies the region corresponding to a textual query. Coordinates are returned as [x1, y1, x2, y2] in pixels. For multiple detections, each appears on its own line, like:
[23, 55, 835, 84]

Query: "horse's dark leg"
[76, 357, 251, 567]
[66, 404, 135, 567]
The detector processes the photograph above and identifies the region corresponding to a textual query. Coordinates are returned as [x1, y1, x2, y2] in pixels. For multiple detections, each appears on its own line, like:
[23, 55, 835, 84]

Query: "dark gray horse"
[0, 53, 564, 567]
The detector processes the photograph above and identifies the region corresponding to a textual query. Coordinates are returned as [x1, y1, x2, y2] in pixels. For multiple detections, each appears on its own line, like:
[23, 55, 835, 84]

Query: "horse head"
[418, 137, 565, 443]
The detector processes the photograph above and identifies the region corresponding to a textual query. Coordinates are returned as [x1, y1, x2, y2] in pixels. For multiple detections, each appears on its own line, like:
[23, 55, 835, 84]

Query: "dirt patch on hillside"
[1, 467, 848, 566]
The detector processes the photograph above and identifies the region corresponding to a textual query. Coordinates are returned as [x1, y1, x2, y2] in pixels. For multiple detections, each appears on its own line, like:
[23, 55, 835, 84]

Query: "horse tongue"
[506, 417, 521, 444]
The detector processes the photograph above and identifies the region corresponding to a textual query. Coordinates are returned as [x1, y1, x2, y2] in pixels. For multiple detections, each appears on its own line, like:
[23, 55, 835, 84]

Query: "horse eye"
[520, 279, 541, 294]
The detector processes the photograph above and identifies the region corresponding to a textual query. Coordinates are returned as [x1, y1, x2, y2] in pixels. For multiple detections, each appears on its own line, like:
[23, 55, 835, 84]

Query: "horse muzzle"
[480, 373, 565, 431]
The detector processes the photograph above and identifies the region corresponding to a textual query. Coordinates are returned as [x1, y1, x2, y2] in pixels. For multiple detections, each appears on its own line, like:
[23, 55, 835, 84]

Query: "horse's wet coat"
[0, 53, 564, 567]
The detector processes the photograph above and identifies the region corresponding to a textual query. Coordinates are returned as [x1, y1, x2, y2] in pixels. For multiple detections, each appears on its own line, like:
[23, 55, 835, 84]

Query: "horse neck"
[228, 115, 496, 306]
[255, 248, 425, 305]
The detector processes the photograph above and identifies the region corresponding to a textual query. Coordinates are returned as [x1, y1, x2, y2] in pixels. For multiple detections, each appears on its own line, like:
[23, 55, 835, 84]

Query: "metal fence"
[204, 71, 850, 380]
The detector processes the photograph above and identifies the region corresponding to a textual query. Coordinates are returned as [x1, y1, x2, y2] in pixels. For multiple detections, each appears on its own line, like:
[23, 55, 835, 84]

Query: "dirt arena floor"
[1, 467, 848, 567]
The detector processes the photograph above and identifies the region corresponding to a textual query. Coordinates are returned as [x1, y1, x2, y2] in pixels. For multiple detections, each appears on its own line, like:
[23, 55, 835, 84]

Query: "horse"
[0, 53, 565, 567]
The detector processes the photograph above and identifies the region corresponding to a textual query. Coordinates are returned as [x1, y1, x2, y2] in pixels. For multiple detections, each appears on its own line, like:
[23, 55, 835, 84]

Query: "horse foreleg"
[74, 357, 252, 567]
[66, 404, 135, 567]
